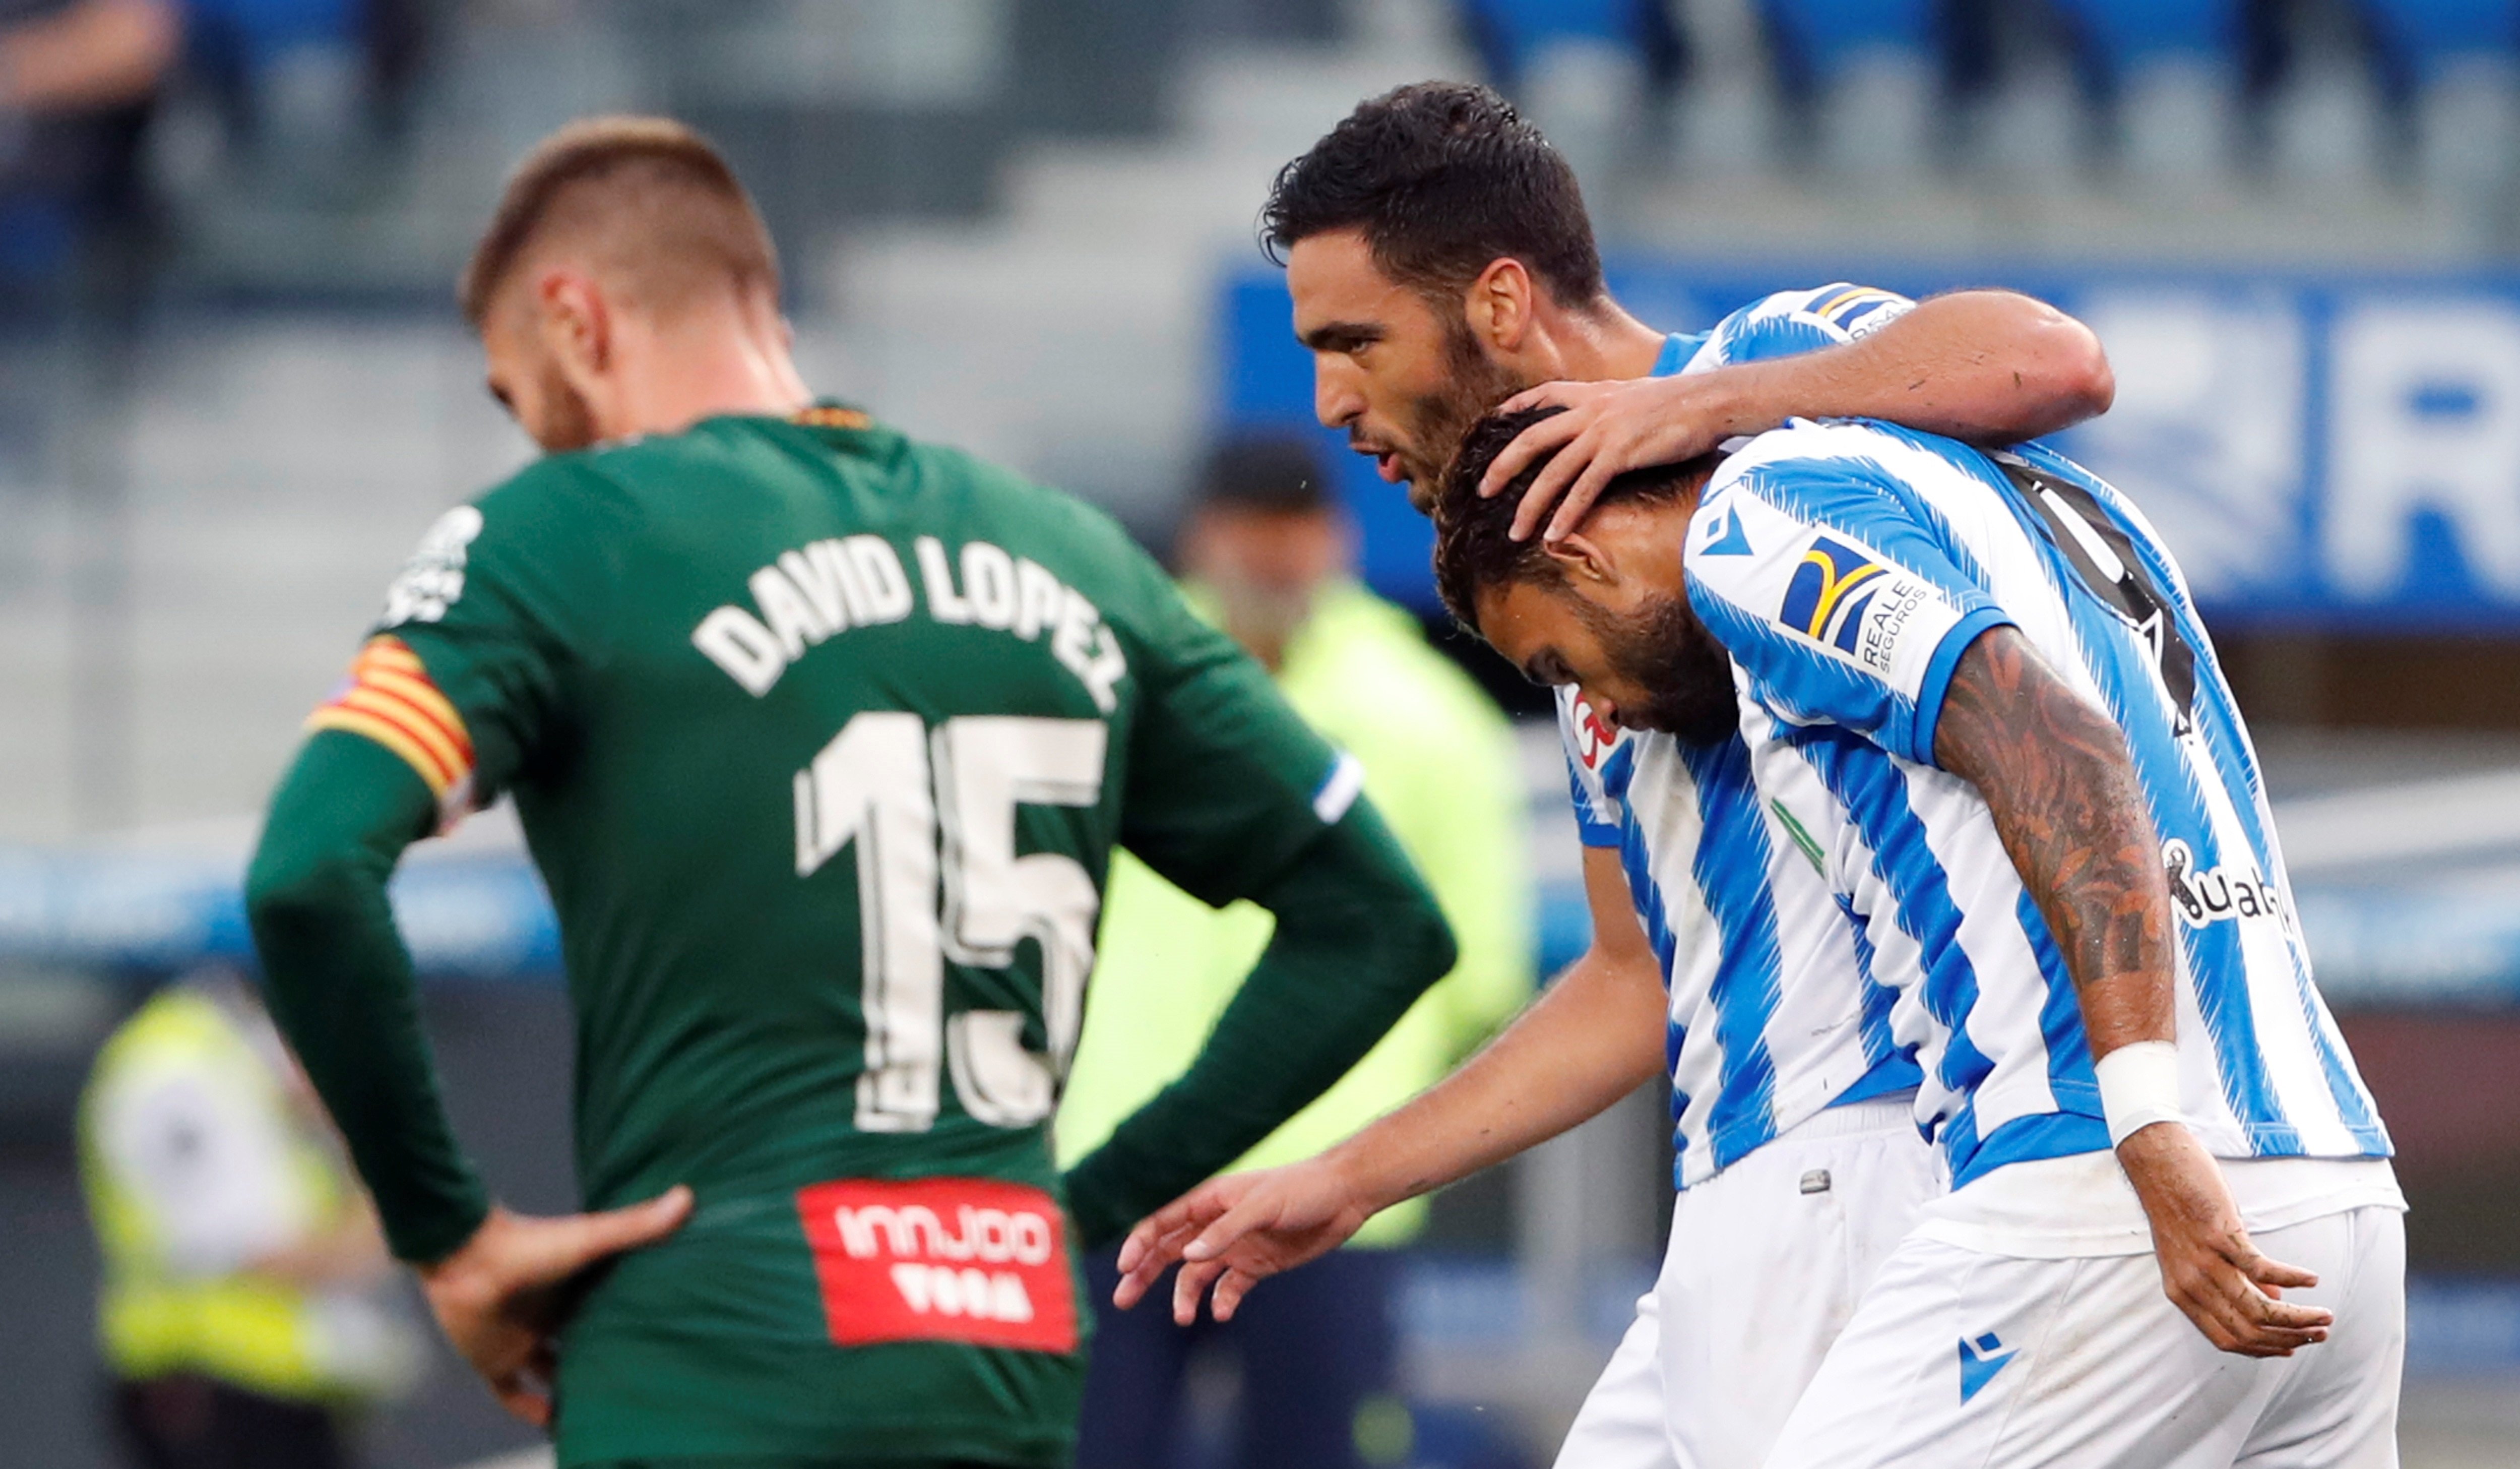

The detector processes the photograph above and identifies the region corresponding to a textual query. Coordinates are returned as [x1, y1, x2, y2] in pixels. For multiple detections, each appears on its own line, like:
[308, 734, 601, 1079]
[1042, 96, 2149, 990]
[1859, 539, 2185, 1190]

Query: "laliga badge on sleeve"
[796, 1177, 1078, 1353]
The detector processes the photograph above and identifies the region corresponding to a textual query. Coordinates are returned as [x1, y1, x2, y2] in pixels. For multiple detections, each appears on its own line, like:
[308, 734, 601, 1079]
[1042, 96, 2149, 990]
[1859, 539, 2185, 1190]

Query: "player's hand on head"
[418, 1186, 695, 1426]
[2115, 1125, 2332, 1359]
[1478, 375, 1742, 546]
[1111, 1159, 1374, 1326]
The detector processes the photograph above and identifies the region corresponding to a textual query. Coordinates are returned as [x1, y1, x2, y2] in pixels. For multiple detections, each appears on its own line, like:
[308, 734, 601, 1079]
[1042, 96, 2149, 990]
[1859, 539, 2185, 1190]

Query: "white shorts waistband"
[1778, 1093, 1919, 1144]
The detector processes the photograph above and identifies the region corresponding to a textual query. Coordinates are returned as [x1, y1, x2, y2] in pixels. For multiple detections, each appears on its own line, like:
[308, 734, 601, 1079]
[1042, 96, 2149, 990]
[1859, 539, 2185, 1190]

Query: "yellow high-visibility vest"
[80, 985, 410, 1403]
[1058, 581, 1534, 1246]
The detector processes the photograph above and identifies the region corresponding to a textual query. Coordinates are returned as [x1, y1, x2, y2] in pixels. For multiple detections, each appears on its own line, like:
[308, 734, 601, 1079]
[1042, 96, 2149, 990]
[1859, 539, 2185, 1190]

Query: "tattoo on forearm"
[1934, 627, 2173, 1045]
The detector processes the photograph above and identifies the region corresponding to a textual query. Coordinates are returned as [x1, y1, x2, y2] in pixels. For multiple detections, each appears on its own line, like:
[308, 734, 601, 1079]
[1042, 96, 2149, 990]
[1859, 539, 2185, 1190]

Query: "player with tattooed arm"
[1421, 407, 2403, 1468]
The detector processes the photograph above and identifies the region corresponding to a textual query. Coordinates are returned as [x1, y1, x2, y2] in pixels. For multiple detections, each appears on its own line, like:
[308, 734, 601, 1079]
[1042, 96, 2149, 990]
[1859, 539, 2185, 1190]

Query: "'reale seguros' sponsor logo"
[1778, 533, 1937, 678]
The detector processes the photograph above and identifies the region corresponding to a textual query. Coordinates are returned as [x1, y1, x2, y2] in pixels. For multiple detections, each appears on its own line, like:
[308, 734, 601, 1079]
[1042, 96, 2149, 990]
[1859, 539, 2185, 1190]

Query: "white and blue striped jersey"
[1681, 283, 1915, 374]
[1561, 688, 1913, 1189]
[1556, 283, 1925, 1189]
[1680, 418, 2393, 1190]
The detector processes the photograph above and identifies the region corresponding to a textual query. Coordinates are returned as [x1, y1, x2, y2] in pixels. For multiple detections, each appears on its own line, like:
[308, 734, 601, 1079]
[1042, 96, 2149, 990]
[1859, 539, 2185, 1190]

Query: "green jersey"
[316, 408, 1360, 1464]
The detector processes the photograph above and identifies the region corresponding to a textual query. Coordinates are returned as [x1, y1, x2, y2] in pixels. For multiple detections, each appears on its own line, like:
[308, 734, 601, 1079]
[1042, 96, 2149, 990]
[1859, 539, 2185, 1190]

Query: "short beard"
[1399, 314, 1529, 511]
[1581, 588, 1741, 746]
[532, 356, 601, 453]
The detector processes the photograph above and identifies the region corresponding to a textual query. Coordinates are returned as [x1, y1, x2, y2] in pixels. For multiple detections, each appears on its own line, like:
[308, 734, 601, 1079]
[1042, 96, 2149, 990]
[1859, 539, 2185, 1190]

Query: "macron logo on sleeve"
[1958, 1332, 2017, 1403]
[1698, 507, 1754, 557]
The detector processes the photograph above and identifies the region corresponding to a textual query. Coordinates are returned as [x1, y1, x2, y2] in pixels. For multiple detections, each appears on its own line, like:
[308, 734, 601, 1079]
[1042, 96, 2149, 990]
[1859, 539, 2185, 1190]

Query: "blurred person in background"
[80, 967, 422, 1469]
[0, 0, 176, 453]
[0, 0, 177, 297]
[0, 0, 177, 120]
[1058, 432, 1531, 1469]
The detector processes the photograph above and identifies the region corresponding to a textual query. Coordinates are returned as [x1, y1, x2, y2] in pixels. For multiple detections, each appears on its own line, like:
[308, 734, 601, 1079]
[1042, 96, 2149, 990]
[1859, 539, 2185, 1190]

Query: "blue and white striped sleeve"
[1681, 283, 1918, 374]
[1555, 685, 1624, 848]
[1682, 448, 2010, 767]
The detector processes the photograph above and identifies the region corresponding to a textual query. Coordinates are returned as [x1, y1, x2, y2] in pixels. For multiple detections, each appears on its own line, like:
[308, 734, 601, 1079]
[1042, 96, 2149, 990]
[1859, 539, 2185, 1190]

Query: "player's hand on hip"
[1112, 1159, 1372, 1326]
[418, 1185, 694, 1427]
[2115, 1125, 2330, 1358]
[1477, 376, 1743, 546]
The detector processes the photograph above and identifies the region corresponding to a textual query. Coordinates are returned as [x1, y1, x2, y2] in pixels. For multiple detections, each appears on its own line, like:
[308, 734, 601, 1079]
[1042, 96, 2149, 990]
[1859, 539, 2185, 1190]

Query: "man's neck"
[1544, 294, 1670, 384]
[621, 379, 809, 440]
[603, 301, 813, 441]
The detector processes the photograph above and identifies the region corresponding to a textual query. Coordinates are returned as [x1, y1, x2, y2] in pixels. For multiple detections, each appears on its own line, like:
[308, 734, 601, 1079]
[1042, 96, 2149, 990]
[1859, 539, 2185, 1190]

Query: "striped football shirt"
[1556, 284, 1927, 1188]
[1682, 418, 2392, 1188]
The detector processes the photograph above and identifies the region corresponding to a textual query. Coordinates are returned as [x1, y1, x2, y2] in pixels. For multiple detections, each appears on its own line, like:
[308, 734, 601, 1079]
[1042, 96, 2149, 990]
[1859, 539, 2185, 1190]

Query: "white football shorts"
[1762, 1202, 2406, 1469]
[1554, 1095, 1945, 1469]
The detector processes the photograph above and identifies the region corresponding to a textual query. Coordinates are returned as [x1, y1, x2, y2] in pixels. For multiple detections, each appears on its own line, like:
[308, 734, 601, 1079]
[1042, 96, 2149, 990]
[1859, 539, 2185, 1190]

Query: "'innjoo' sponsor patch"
[796, 1177, 1077, 1353]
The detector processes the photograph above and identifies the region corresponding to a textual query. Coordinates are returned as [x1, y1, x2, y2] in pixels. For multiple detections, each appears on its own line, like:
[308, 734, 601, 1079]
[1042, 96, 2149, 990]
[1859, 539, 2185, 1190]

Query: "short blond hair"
[459, 116, 780, 327]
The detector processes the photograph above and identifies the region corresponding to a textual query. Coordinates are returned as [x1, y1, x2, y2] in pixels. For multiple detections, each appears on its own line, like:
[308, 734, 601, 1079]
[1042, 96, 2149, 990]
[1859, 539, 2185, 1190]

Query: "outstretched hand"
[1477, 374, 1753, 544]
[1112, 1159, 1378, 1326]
[418, 1186, 694, 1426]
[2116, 1125, 2332, 1358]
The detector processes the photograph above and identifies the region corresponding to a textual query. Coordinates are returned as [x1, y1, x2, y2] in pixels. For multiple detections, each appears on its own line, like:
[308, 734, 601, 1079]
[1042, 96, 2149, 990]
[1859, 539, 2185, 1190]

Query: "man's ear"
[538, 270, 610, 385]
[1542, 530, 1619, 588]
[1465, 257, 1536, 353]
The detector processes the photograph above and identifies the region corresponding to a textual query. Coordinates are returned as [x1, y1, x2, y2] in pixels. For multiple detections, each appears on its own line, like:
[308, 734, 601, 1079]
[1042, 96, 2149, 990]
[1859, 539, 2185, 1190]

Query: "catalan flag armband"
[305, 637, 478, 830]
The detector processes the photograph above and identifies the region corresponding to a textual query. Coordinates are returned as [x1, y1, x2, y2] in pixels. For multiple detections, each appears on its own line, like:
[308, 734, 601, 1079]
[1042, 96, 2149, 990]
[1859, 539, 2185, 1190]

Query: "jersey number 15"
[793, 712, 1107, 1135]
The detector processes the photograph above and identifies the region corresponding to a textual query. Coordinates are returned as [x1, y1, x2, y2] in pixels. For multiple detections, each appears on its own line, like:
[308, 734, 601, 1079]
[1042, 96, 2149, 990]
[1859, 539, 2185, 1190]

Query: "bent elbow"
[1402, 891, 1461, 992]
[2014, 299, 2113, 433]
[243, 843, 361, 949]
[2052, 322, 2115, 424]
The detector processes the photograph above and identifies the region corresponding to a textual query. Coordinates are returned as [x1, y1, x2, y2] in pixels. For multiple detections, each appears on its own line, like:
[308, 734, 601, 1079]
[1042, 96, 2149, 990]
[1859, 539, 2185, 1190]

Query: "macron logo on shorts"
[1959, 1332, 2015, 1403]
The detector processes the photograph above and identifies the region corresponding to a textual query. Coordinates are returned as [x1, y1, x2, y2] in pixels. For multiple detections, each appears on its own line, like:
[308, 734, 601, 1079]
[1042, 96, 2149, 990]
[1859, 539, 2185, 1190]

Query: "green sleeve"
[376, 462, 623, 805]
[1060, 797, 1456, 1248]
[244, 730, 489, 1263]
[1106, 568, 1353, 906]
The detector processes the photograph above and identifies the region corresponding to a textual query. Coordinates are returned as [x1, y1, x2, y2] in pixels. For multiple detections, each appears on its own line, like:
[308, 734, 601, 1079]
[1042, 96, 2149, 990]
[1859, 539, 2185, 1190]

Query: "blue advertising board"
[1219, 261, 2520, 627]
[0, 846, 560, 980]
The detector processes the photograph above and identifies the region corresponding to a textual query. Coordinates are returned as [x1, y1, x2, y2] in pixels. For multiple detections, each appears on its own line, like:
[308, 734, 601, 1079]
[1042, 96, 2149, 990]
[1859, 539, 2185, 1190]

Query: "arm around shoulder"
[1910, 288, 2116, 436]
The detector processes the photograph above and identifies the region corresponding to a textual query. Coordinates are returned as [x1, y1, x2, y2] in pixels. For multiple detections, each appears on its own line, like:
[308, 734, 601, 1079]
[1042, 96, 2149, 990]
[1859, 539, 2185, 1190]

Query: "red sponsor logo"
[796, 1177, 1077, 1353]
[1572, 695, 1620, 771]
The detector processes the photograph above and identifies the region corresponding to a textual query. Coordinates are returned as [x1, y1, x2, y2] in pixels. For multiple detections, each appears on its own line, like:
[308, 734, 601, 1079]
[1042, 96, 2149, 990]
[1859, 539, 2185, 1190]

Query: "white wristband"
[2096, 1040, 2184, 1148]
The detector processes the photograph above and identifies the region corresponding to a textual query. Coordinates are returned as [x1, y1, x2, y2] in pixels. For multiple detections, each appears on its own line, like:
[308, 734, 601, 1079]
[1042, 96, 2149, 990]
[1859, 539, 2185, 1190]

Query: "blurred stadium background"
[7, 0, 2520, 1465]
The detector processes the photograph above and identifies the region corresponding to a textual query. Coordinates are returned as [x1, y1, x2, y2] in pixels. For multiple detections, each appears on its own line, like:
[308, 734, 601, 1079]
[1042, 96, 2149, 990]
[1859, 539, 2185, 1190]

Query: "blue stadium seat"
[190, 0, 359, 65]
[2359, 1, 2520, 199]
[1461, 0, 1678, 190]
[2360, 0, 2516, 81]
[2051, 0, 2248, 189]
[184, 0, 366, 195]
[1460, 0, 1672, 92]
[1760, 0, 1937, 83]
[2050, 0, 2242, 76]
[1464, 0, 1631, 52]
[1761, 0, 1938, 179]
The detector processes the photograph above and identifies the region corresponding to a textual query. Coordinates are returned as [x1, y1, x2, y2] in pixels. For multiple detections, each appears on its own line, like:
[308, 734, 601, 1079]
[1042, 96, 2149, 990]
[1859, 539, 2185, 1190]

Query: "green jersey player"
[242, 118, 1455, 1469]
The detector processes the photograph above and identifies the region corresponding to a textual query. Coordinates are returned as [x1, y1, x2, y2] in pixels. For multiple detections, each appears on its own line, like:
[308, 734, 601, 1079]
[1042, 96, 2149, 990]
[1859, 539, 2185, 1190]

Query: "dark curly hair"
[1261, 81, 1605, 311]
[1432, 406, 1712, 629]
